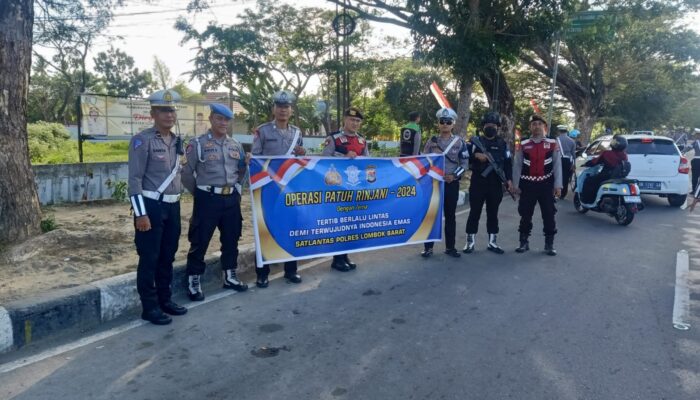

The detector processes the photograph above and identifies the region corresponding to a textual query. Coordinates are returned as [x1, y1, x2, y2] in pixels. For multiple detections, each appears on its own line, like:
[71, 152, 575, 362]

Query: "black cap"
[344, 107, 364, 120]
[529, 114, 547, 125]
[408, 111, 420, 122]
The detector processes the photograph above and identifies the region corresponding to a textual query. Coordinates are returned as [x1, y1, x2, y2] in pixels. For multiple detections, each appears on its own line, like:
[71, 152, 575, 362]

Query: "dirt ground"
[0, 195, 254, 303]
[0, 175, 472, 304]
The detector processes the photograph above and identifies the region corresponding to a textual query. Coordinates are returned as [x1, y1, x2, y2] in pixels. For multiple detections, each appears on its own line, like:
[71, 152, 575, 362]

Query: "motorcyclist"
[569, 129, 585, 157]
[581, 135, 629, 204]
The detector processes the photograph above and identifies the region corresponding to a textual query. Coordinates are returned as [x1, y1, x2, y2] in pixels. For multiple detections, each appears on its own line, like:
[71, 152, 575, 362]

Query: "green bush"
[28, 122, 75, 164]
[40, 215, 57, 233]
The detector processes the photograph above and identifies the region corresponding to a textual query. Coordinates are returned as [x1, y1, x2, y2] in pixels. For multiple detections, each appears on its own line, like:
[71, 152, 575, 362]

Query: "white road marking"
[673, 250, 691, 331]
[0, 257, 332, 375]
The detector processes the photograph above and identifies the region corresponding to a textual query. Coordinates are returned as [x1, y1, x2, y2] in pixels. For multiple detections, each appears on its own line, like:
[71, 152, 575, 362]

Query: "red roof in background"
[204, 92, 248, 115]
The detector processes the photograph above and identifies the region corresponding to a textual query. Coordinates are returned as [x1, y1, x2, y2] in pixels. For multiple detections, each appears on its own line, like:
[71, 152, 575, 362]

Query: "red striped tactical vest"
[520, 138, 557, 182]
[332, 132, 366, 155]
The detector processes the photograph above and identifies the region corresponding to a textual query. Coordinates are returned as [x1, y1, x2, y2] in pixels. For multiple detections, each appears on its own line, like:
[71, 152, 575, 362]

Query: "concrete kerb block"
[2, 284, 101, 352]
[0, 244, 259, 353]
[93, 272, 139, 322]
[0, 307, 13, 353]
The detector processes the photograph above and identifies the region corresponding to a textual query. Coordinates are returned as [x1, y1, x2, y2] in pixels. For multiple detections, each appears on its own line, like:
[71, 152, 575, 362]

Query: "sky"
[72, 0, 413, 95]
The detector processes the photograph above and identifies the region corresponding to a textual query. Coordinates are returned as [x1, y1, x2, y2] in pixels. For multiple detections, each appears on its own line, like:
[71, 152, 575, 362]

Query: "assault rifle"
[471, 136, 516, 201]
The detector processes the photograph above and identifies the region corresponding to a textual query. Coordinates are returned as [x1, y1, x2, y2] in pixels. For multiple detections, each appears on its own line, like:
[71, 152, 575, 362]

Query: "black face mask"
[483, 126, 498, 138]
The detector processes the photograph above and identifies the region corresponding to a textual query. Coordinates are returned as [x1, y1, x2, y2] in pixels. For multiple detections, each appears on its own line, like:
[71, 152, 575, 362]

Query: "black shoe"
[343, 255, 357, 270]
[331, 258, 352, 272]
[160, 300, 188, 316]
[141, 309, 172, 325]
[256, 278, 269, 288]
[187, 275, 204, 302]
[445, 248, 461, 258]
[515, 241, 529, 253]
[284, 273, 302, 284]
[421, 248, 433, 258]
[223, 270, 248, 292]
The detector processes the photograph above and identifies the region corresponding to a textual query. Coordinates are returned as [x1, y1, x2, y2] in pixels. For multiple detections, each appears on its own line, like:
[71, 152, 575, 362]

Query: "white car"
[576, 134, 689, 207]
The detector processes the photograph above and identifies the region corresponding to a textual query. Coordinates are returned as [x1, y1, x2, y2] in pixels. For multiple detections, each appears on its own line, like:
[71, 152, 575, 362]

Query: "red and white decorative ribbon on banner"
[250, 158, 319, 190]
[392, 157, 444, 181]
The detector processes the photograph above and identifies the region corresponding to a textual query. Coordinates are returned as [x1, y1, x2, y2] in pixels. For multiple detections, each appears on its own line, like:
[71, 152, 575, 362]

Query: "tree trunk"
[479, 67, 516, 144]
[575, 111, 597, 145]
[0, 0, 42, 244]
[453, 75, 474, 138]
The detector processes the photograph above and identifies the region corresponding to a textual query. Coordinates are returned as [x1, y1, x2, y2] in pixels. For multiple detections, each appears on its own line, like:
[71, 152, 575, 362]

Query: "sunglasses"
[439, 118, 454, 125]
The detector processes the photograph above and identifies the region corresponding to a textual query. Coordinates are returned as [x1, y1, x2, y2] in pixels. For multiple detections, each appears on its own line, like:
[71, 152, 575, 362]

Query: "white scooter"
[573, 164, 644, 226]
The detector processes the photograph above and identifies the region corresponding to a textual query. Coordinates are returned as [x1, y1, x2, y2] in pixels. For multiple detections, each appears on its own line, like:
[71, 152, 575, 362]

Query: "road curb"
[0, 307, 12, 353]
[0, 185, 467, 354]
[0, 244, 257, 353]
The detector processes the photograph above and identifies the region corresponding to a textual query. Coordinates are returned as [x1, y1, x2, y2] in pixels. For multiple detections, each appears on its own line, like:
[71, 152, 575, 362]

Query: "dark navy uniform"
[181, 104, 248, 300]
[464, 133, 512, 253]
[128, 89, 187, 325]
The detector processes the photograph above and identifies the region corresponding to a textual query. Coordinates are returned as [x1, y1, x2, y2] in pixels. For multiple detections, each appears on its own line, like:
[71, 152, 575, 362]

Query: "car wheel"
[573, 192, 587, 214]
[667, 194, 687, 208]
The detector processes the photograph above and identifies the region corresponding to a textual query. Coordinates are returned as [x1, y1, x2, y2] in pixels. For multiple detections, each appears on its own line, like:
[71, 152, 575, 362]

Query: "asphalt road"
[1, 194, 699, 400]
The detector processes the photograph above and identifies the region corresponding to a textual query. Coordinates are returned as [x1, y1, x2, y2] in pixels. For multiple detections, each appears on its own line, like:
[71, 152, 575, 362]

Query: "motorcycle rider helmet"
[481, 111, 501, 127]
[610, 135, 628, 151]
[569, 129, 580, 138]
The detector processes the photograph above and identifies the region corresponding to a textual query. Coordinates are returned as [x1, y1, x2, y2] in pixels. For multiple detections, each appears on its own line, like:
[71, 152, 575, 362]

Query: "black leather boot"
[515, 234, 529, 253]
[187, 275, 204, 301]
[223, 269, 248, 291]
[544, 235, 557, 256]
[487, 234, 505, 254]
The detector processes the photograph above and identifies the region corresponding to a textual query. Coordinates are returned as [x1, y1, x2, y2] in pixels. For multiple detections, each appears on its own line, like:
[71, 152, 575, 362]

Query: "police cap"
[273, 90, 295, 106]
[435, 107, 457, 121]
[148, 89, 181, 110]
[344, 106, 364, 120]
[557, 124, 569, 132]
[209, 103, 234, 120]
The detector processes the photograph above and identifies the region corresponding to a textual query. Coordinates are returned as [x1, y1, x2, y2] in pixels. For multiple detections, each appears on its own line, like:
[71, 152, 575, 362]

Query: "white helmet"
[435, 107, 457, 121]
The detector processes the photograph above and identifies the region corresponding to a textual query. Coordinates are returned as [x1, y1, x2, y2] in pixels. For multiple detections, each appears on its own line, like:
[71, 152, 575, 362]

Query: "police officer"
[555, 125, 577, 198]
[251, 90, 305, 288]
[399, 111, 422, 156]
[180, 103, 249, 301]
[512, 114, 563, 256]
[128, 89, 188, 325]
[421, 107, 468, 258]
[463, 112, 512, 254]
[322, 106, 369, 271]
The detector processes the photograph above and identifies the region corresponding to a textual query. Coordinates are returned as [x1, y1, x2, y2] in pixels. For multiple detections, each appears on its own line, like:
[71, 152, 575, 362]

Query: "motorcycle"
[572, 164, 644, 226]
